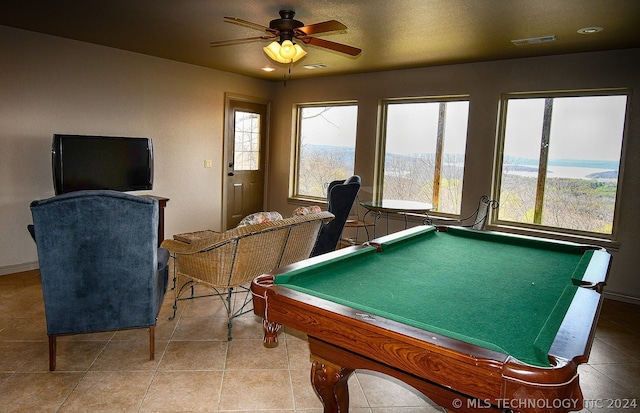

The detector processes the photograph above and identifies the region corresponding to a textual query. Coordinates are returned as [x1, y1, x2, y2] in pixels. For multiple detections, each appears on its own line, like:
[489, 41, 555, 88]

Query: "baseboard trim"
[0, 261, 39, 276]
[603, 291, 640, 305]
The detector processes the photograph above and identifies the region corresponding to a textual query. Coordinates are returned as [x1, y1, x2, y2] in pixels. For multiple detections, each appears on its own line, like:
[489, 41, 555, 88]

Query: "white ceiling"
[2, 0, 640, 81]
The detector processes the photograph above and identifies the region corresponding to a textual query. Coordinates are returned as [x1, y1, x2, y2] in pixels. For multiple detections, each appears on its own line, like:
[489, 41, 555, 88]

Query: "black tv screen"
[52, 134, 154, 195]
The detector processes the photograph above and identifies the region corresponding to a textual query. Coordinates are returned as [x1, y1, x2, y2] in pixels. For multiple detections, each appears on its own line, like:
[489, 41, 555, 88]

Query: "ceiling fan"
[209, 10, 361, 63]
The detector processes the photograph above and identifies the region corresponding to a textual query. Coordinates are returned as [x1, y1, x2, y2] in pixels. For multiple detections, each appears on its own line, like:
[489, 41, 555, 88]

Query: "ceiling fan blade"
[223, 16, 278, 34]
[296, 20, 346, 35]
[209, 35, 276, 47]
[301, 36, 362, 56]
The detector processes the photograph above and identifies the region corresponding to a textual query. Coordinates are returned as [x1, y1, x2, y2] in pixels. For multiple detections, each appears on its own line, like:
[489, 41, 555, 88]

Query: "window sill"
[287, 197, 328, 208]
[485, 224, 621, 252]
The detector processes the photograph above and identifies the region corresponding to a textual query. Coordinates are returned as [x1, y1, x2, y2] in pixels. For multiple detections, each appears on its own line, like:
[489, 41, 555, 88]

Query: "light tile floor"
[0, 270, 638, 412]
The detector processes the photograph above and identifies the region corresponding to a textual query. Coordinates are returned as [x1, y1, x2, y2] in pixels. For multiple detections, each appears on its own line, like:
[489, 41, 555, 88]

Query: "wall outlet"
[204, 159, 212, 168]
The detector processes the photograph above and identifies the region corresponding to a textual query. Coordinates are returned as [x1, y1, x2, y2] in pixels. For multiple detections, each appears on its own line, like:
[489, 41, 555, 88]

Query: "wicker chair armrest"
[161, 237, 230, 255]
[162, 211, 335, 256]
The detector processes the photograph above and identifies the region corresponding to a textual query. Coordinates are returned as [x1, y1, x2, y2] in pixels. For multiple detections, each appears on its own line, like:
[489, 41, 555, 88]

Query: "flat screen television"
[52, 134, 154, 195]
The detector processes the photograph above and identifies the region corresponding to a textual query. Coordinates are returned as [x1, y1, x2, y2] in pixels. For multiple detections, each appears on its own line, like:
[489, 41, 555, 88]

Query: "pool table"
[251, 226, 610, 413]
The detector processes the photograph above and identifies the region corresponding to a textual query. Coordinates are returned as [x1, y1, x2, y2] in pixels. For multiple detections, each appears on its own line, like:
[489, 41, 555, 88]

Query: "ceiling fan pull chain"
[282, 61, 292, 87]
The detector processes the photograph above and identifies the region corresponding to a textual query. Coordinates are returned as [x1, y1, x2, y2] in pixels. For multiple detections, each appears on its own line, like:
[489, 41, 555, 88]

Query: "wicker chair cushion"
[237, 211, 283, 227]
[292, 205, 322, 216]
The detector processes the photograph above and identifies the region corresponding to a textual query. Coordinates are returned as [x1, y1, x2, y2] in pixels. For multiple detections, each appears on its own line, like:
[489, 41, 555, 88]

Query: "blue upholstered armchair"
[29, 190, 169, 371]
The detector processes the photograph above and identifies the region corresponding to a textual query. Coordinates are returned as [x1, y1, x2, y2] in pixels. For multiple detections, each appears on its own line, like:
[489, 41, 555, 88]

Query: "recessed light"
[577, 26, 604, 34]
[261, 67, 276, 72]
[303, 63, 329, 70]
[511, 35, 557, 46]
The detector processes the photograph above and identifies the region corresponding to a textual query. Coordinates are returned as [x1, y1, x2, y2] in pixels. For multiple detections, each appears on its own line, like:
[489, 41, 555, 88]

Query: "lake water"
[505, 165, 615, 179]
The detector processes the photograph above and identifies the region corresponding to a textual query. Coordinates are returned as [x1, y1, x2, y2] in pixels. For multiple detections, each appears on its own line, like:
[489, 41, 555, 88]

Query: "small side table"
[141, 195, 169, 247]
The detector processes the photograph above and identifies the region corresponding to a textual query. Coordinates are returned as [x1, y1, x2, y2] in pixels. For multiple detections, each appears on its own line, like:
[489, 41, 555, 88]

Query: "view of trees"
[383, 153, 464, 213]
[299, 143, 619, 234]
[498, 172, 618, 234]
[294, 93, 626, 237]
[382, 99, 469, 214]
[297, 144, 354, 198]
[296, 105, 357, 198]
[497, 93, 626, 235]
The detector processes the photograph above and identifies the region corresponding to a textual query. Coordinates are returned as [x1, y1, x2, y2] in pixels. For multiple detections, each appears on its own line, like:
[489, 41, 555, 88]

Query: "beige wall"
[268, 49, 640, 303]
[2, 24, 638, 302]
[0, 25, 270, 273]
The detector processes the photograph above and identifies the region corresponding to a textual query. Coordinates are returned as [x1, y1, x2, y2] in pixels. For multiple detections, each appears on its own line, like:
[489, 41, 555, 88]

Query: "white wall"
[0, 25, 270, 273]
[3, 24, 638, 303]
[267, 49, 640, 303]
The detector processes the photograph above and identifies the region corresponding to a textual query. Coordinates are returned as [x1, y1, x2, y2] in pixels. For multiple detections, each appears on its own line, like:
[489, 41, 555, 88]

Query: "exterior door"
[224, 96, 269, 229]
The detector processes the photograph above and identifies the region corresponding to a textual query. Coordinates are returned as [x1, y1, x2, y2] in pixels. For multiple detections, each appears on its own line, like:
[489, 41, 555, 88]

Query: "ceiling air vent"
[303, 63, 329, 70]
[511, 35, 557, 46]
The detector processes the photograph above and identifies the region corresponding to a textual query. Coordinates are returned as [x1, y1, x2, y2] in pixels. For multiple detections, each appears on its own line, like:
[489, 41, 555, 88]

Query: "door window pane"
[234, 111, 260, 171]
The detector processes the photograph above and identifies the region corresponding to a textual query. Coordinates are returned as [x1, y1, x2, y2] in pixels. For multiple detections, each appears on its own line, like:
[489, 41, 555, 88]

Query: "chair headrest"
[344, 175, 361, 185]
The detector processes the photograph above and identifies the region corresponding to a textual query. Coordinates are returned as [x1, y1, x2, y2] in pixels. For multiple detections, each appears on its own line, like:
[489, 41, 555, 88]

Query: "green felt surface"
[275, 227, 593, 367]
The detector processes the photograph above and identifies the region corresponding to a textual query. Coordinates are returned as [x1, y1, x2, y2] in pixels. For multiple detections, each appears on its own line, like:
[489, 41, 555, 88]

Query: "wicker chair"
[161, 211, 334, 340]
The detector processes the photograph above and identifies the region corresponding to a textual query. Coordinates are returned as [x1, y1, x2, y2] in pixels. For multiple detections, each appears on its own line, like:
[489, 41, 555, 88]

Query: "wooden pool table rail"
[252, 276, 594, 412]
[251, 228, 610, 413]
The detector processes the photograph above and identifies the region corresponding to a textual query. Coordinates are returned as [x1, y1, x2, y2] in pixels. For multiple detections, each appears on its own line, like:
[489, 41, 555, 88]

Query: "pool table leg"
[311, 358, 354, 413]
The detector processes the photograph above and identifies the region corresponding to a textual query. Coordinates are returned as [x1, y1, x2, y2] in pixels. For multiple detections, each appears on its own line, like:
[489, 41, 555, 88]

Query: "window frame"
[290, 100, 359, 202]
[375, 95, 471, 217]
[491, 88, 630, 241]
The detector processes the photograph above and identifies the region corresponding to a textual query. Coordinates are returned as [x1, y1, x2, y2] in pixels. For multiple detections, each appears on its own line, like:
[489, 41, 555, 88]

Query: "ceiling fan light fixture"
[263, 40, 307, 63]
[279, 40, 297, 59]
[291, 43, 307, 60]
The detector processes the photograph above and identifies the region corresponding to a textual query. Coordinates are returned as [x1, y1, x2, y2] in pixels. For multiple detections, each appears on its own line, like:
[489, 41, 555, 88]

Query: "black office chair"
[311, 175, 361, 256]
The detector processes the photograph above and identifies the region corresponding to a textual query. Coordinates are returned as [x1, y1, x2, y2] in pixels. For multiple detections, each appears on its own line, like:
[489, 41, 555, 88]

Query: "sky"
[504, 95, 627, 162]
[385, 101, 469, 155]
[297, 95, 628, 163]
[299, 105, 358, 148]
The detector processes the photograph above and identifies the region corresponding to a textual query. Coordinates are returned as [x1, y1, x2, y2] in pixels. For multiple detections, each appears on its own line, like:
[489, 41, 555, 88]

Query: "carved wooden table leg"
[311, 359, 355, 413]
[262, 319, 281, 345]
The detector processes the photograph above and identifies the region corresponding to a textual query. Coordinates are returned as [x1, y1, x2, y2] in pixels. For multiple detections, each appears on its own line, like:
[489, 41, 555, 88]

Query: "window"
[379, 97, 469, 214]
[495, 91, 628, 237]
[234, 111, 260, 170]
[294, 103, 358, 199]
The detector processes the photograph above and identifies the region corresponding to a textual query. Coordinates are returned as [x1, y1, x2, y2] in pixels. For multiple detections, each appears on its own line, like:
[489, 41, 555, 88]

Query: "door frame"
[221, 93, 271, 230]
